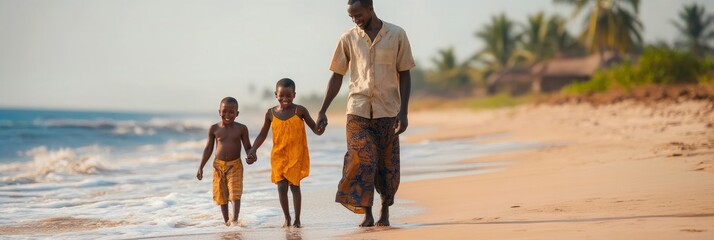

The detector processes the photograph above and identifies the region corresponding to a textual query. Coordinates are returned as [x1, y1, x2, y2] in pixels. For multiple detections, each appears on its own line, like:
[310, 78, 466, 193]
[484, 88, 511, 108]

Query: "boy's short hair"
[220, 96, 238, 107]
[348, 0, 372, 7]
[276, 78, 296, 91]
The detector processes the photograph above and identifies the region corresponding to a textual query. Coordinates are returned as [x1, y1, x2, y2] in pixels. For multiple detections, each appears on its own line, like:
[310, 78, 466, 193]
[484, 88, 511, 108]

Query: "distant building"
[487, 52, 621, 95]
[486, 67, 535, 96]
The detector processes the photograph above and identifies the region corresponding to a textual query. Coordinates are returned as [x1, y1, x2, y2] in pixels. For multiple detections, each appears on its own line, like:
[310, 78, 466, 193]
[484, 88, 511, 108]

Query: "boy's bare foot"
[293, 219, 302, 228]
[376, 205, 390, 226]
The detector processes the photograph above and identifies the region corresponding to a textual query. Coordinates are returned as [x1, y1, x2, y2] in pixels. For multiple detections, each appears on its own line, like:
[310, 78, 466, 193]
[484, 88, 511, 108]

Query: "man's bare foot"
[283, 218, 291, 228]
[375, 217, 389, 226]
[293, 219, 302, 228]
[359, 215, 374, 227]
[376, 205, 390, 226]
[360, 206, 375, 227]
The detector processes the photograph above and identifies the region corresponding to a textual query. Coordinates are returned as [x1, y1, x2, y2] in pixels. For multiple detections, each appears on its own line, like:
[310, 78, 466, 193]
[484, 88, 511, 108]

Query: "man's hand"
[395, 111, 408, 134]
[316, 112, 328, 133]
[196, 169, 203, 181]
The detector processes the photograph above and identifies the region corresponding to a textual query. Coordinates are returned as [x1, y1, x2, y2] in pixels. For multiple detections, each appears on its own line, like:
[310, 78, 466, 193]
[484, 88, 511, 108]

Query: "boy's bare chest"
[214, 127, 241, 142]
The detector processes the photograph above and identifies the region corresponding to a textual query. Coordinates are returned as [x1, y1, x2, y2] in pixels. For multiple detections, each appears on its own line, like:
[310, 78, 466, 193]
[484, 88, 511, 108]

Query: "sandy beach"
[351, 100, 714, 239]
[2, 100, 712, 239]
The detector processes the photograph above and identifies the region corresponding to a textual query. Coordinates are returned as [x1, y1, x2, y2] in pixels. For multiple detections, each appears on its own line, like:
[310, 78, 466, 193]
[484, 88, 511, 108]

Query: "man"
[316, 0, 415, 227]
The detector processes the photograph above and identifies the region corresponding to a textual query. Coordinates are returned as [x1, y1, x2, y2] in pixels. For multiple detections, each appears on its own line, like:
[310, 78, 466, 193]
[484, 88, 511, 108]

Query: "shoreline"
[3, 101, 712, 239]
[351, 100, 714, 239]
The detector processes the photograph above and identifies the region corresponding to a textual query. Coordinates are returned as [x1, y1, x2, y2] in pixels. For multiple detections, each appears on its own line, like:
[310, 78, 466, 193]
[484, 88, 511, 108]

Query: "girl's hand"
[246, 150, 257, 164]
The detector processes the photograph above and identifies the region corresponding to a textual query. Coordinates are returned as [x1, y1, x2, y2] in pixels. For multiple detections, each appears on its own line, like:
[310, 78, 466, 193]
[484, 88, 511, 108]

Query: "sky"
[1, 0, 713, 113]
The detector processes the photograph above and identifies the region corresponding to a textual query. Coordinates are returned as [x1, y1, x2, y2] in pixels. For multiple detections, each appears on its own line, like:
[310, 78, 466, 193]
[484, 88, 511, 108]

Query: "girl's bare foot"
[282, 218, 291, 228]
[230, 220, 243, 227]
[293, 219, 302, 228]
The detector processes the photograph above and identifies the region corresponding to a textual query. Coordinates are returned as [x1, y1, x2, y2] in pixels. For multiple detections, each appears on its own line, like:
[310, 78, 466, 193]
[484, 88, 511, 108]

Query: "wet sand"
[0, 217, 129, 235]
[353, 100, 714, 239]
[133, 188, 421, 240]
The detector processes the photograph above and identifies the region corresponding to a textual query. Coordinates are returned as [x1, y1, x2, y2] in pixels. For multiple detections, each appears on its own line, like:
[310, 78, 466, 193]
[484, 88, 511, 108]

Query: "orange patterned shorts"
[212, 159, 243, 205]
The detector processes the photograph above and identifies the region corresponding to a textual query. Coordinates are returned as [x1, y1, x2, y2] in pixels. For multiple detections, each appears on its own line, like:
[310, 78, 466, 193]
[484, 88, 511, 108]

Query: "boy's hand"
[246, 149, 257, 164]
[196, 169, 203, 181]
[316, 127, 325, 136]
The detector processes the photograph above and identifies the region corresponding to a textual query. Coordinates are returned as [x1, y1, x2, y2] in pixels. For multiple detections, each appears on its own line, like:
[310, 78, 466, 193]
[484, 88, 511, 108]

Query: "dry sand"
[351, 100, 714, 239]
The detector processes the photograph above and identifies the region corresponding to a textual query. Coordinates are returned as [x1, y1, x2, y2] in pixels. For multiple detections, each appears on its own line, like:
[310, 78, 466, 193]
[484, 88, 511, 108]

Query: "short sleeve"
[396, 29, 416, 72]
[329, 33, 350, 75]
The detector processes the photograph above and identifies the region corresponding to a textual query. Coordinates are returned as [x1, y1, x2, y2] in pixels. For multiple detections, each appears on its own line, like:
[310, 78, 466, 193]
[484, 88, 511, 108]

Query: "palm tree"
[473, 13, 522, 74]
[554, 0, 643, 55]
[521, 12, 577, 62]
[433, 47, 458, 73]
[428, 47, 471, 87]
[672, 3, 714, 57]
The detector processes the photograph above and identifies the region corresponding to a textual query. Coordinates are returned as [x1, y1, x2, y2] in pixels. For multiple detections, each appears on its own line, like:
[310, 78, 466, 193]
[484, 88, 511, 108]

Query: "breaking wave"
[0, 145, 110, 183]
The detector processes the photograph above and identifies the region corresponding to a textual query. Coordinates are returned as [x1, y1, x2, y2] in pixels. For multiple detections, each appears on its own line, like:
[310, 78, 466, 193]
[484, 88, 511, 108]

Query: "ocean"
[0, 108, 541, 239]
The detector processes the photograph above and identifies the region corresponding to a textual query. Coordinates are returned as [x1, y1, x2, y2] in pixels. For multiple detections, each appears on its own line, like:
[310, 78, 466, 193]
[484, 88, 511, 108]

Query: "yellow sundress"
[270, 107, 310, 186]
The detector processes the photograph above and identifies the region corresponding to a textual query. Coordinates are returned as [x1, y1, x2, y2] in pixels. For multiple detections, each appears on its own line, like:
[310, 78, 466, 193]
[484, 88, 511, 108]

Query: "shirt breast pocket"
[375, 48, 395, 65]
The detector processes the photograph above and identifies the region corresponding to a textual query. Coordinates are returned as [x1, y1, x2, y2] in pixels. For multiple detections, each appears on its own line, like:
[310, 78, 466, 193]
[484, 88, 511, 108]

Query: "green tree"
[672, 3, 714, 57]
[427, 47, 472, 88]
[521, 12, 577, 63]
[474, 13, 521, 72]
[554, 0, 643, 54]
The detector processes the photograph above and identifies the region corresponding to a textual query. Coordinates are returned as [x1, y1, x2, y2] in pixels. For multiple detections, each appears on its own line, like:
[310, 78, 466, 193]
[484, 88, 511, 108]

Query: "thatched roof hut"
[487, 52, 620, 95]
[486, 67, 536, 95]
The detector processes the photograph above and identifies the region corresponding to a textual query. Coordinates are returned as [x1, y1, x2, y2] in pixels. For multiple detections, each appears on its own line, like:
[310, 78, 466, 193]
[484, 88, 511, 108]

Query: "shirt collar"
[356, 20, 390, 39]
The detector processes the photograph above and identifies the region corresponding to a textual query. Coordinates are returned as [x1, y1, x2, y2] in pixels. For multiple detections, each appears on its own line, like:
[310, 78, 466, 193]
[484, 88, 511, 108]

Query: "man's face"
[347, 2, 373, 30]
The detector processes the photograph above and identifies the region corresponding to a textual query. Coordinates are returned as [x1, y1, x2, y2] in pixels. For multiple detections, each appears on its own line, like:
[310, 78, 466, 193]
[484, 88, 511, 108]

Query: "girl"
[248, 78, 323, 228]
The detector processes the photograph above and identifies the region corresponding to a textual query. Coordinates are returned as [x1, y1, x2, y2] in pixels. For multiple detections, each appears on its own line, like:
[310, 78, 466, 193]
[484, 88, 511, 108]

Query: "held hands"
[196, 168, 203, 181]
[316, 112, 328, 133]
[246, 148, 257, 164]
[315, 125, 325, 136]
